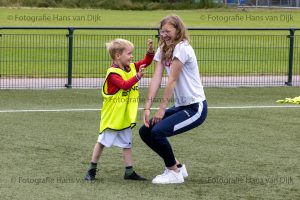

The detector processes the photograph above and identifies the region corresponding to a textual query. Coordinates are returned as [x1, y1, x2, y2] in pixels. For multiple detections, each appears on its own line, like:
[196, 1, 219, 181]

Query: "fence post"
[65, 28, 74, 88]
[286, 28, 295, 86]
[155, 29, 160, 43]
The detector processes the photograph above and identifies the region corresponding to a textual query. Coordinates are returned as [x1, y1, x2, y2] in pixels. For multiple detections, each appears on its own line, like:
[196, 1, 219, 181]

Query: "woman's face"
[160, 23, 177, 45]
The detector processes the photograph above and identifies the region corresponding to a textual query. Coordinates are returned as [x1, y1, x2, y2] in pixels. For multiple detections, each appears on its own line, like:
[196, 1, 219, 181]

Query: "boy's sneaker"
[124, 171, 147, 181]
[84, 168, 96, 181]
[152, 169, 184, 184]
[180, 164, 188, 178]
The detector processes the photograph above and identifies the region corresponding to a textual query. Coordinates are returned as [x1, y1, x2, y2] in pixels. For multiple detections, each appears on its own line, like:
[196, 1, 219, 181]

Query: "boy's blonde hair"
[106, 39, 134, 59]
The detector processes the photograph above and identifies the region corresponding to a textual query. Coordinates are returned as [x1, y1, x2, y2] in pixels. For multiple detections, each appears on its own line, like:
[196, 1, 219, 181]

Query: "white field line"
[0, 105, 299, 113]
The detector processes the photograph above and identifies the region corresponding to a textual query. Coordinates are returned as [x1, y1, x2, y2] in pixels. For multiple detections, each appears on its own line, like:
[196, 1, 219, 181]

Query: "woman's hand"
[151, 108, 165, 126]
[143, 109, 151, 128]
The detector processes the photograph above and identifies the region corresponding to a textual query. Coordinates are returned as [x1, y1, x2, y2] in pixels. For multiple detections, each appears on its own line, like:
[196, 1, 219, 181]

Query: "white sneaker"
[156, 167, 168, 178]
[152, 169, 184, 184]
[180, 164, 188, 178]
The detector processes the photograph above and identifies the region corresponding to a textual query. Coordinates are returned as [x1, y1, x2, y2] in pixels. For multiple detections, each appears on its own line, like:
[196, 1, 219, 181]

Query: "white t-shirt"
[154, 40, 206, 107]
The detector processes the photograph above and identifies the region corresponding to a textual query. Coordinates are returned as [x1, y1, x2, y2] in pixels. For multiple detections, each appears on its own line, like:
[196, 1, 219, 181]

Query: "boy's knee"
[98, 142, 105, 149]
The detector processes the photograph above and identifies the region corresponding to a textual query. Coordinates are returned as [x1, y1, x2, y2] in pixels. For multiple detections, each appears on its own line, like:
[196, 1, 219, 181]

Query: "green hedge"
[0, 0, 219, 9]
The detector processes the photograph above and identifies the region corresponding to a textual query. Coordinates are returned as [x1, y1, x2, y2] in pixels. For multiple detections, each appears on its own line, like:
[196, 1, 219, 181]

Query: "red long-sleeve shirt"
[106, 51, 154, 94]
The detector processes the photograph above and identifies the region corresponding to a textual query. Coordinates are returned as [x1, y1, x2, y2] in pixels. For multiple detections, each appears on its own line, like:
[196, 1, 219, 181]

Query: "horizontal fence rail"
[0, 27, 299, 89]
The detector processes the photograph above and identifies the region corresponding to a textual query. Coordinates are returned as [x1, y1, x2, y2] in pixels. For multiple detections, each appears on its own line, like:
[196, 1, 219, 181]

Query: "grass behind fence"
[1, 7, 300, 28]
[0, 87, 299, 200]
[1, 8, 300, 79]
[1, 33, 299, 78]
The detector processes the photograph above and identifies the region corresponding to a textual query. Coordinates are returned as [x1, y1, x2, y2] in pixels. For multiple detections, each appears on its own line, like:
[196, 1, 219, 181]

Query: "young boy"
[84, 38, 154, 181]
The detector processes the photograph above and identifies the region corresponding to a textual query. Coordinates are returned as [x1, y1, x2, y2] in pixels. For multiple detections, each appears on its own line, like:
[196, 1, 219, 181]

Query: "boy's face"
[116, 46, 134, 67]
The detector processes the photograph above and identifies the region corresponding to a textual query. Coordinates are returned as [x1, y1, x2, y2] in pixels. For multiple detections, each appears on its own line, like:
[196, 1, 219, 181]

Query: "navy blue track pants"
[139, 100, 207, 167]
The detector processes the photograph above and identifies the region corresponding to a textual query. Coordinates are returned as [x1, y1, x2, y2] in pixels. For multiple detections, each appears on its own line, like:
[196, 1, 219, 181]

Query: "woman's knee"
[139, 124, 167, 142]
[151, 127, 166, 141]
[139, 125, 150, 139]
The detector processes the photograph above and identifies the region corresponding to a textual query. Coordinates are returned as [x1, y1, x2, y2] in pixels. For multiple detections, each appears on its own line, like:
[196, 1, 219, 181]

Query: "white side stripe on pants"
[173, 101, 203, 132]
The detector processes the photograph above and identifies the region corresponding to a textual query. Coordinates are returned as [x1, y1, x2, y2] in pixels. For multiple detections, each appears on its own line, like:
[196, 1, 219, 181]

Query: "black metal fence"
[238, 0, 300, 8]
[0, 27, 299, 89]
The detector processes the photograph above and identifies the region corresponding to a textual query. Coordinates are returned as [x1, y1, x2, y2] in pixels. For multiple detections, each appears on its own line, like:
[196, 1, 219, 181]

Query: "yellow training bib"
[99, 63, 139, 133]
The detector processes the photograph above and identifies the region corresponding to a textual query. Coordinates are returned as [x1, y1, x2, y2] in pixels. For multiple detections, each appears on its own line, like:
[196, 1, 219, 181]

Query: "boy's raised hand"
[147, 39, 154, 53]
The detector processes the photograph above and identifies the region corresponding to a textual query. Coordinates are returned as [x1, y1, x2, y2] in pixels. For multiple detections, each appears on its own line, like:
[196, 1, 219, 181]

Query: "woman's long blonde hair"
[158, 15, 190, 64]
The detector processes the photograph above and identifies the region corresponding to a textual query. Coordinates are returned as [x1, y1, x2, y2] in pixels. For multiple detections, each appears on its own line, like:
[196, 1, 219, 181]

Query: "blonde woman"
[139, 15, 207, 184]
